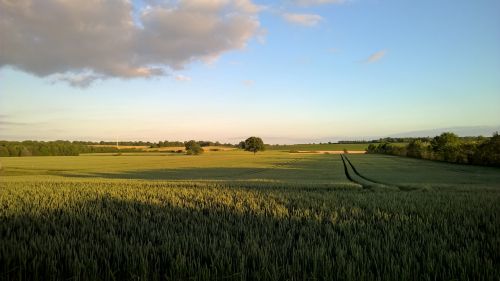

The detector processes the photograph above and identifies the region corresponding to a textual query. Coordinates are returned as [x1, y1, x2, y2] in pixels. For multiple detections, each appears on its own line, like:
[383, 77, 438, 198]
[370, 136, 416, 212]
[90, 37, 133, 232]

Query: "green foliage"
[238, 141, 246, 149]
[0, 146, 10, 157]
[431, 132, 462, 162]
[184, 140, 204, 155]
[406, 139, 428, 158]
[472, 132, 500, 166]
[366, 142, 406, 156]
[368, 132, 500, 167]
[0, 141, 140, 157]
[244, 137, 265, 154]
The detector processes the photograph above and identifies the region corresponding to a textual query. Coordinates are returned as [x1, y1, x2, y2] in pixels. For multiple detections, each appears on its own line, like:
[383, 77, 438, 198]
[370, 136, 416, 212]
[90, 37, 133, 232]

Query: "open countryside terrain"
[1, 150, 499, 280]
[266, 143, 376, 151]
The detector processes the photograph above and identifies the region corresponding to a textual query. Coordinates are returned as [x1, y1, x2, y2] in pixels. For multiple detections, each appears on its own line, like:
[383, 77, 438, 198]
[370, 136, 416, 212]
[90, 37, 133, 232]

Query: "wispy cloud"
[294, 0, 347, 6]
[363, 50, 388, 63]
[50, 72, 105, 88]
[175, 75, 192, 82]
[0, 120, 46, 127]
[283, 13, 323, 27]
[0, 0, 262, 87]
[242, 80, 255, 87]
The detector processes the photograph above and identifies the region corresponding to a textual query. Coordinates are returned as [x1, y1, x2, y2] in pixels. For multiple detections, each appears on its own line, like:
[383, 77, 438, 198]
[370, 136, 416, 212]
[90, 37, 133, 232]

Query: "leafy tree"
[20, 147, 32, 157]
[0, 146, 9, 157]
[431, 132, 461, 162]
[238, 141, 246, 149]
[244, 137, 265, 155]
[473, 132, 500, 166]
[184, 140, 204, 155]
[407, 140, 427, 158]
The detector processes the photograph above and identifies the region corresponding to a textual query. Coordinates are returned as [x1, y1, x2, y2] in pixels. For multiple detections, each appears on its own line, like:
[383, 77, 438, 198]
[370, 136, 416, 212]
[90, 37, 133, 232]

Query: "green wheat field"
[1, 150, 499, 280]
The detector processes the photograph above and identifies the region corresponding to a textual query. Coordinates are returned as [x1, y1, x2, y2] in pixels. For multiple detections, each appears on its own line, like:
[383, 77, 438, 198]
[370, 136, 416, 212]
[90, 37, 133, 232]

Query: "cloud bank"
[0, 0, 261, 87]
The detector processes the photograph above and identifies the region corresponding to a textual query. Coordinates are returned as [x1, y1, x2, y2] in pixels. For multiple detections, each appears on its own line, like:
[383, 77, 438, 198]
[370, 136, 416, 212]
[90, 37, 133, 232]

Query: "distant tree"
[431, 132, 461, 162]
[20, 147, 32, 157]
[366, 144, 377, 153]
[407, 140, 426, 158]
[238, 141, 246, 149]
[184, 140, 204, 155]
[244, 137, 265, 155]
[473, 132, 500, 166]
[0, 146, 9, 157]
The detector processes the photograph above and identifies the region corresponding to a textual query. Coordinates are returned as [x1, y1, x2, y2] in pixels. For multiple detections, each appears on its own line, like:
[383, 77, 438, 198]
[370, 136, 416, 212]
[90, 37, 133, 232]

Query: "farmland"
[266, 143, 374, 151]
[1, 151, 500, 280]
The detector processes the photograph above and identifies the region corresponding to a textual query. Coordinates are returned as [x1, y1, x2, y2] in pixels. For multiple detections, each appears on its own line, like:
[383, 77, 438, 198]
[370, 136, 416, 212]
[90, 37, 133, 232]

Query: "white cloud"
[364, 50, 387, 63]
[175, 74, 192, 82]
[293, 0, 346, 6]
[242, 80, 255, 87]
[283, 13, 323, 27]
[0, 0, 261, 87]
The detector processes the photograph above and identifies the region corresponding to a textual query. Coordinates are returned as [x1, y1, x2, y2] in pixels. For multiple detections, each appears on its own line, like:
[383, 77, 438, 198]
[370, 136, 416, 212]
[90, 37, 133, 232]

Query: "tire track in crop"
[343, 155, 387, 185]
[340, 154, 365, 188]
[342, 154, 403, 190]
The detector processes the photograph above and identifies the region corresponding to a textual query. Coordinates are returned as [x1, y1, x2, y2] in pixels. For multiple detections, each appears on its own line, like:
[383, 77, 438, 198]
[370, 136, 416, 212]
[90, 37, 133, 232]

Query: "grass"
[1, 151, 499, 280]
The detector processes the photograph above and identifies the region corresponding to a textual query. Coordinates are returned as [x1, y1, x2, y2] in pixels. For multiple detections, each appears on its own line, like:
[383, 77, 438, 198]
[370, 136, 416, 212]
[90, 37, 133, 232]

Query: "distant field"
[1, 151, 499, 280]
[90, 144, 149, 149]
[152, 146, 236, 152]
[0, 151, 351, 186]
[266, 143, 407, 151]
[345, 154, 500, 190]
[90, 145, 236, 152]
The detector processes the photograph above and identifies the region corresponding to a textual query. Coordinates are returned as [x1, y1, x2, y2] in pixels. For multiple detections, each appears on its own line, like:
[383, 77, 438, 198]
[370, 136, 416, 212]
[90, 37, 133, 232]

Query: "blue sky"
[1, 0, 499, 143]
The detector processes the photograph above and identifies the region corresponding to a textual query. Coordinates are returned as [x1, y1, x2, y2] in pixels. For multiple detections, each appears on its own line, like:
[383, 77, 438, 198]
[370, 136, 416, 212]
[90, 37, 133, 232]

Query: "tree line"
[366, 132, 500, 166]
[0, 141, 138, 157]
[0, 139, 240, 157]
[73, 140, 232, 148]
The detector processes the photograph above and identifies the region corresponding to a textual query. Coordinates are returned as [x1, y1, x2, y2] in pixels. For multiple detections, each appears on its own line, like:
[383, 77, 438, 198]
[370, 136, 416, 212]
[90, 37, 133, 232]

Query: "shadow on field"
[1, 196, 361, 281]
[58, 158, 346, 184]
[61, 167, 298, 180]
[2, 192, 499, 281]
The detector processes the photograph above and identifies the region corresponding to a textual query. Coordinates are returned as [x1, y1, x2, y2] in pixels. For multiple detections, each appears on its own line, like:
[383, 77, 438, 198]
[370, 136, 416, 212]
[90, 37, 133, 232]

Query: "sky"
[1, 0, 499, 144]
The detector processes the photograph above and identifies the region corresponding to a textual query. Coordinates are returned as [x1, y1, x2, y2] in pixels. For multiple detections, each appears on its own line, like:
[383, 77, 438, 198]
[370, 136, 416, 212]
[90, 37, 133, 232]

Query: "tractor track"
[340, 154, 365, 188]
[340, 154, 402, 190]
[342, 155, 388, 186]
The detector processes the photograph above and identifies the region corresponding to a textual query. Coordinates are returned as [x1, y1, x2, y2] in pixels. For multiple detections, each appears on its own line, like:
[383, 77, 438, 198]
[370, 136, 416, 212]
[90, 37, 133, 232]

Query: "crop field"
[266, 143, 372, 151]
[1, 151, 500, 280]
[343, 154, 500, 190]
